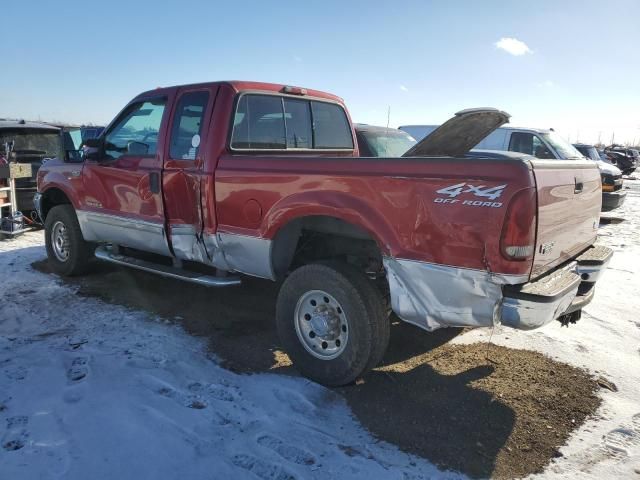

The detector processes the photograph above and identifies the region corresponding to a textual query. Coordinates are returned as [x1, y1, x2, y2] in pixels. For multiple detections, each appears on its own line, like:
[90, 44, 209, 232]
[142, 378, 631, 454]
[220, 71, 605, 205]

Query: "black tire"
[44, 205, 93, 276]
[276, 261, 389, 386]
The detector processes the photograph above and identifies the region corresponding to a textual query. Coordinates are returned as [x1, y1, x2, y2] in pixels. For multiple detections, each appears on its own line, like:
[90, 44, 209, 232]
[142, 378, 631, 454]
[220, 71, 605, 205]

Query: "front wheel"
[276, 262, 389, 386]
[44, 205, 93, 276]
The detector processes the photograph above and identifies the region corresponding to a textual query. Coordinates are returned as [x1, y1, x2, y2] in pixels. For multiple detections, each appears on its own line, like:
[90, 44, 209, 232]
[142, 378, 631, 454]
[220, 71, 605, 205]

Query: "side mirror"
[83, 138, 103, 161]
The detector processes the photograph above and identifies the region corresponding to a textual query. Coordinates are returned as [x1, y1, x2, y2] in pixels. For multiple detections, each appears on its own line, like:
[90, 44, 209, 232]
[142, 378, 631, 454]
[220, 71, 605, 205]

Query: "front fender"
[38, 160, 84, 214]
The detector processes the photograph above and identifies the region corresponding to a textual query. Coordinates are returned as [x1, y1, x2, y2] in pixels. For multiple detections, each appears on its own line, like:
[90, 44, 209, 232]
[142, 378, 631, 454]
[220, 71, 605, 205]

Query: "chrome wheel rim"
[294, 290, 348, 360]
[51, 221, 70, 262]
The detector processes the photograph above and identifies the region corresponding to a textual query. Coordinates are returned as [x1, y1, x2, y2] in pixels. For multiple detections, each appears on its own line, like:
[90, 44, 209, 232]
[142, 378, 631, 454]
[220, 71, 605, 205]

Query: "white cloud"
[495, 37, 532, 56]
[399, 85, 409, 92]
[537, 80, 555, 88]
[293, 55, 302, 63]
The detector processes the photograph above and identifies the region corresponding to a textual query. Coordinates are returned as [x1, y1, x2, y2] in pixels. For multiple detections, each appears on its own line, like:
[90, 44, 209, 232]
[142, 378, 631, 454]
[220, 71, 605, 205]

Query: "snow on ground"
[455, 179, 640, 478]
[0, 240, 457, 478]
[1, 183, 640, 480]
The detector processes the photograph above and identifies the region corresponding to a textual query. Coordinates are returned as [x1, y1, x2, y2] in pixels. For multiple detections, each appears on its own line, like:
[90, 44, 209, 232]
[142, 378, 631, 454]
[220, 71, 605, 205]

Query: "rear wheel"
[44, 205, 93, 276]
[276, 262, 389, 386]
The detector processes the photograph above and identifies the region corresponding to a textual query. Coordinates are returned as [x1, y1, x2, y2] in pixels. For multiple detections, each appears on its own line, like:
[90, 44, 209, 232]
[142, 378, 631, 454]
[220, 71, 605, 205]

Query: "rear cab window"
[231, 94, 353, 151]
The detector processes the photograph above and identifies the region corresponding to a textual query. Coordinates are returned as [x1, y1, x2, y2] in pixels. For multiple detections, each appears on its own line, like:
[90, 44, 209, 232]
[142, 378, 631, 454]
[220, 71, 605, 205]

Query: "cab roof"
[0, 119, 60, 131]
[136, 80, 344, 104]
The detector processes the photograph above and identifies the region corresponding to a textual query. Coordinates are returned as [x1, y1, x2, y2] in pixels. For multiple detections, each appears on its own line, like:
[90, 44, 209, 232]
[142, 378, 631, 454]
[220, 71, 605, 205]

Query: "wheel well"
[271, 216, 384, 279]
[40, 188, 72, 221]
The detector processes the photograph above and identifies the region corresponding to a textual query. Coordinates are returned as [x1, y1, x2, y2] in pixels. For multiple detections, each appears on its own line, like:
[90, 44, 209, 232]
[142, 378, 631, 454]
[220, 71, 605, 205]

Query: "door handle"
[149, 172, 160, 194]
[574, 180, 583, 194]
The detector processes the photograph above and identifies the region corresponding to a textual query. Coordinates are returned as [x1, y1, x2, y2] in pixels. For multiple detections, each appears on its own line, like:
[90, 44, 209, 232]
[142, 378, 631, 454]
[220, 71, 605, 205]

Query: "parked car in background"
[574, 143, 626, 211]
[603, 146, 638, 175]
[354, 124, 416, 156]
[400, 125, 585, 161]
[398, 124, 438, 143]
[80, 126, 104, 142]
[36, 88, 611, 386]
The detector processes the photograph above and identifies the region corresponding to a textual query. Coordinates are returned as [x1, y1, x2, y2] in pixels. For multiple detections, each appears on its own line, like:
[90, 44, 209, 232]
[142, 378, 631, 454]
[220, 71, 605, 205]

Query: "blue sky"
[2, 0, 639, 144]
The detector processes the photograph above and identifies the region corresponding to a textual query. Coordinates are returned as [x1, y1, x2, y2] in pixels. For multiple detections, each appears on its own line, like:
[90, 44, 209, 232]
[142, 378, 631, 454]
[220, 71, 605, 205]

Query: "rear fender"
[262, 190, 399, 256]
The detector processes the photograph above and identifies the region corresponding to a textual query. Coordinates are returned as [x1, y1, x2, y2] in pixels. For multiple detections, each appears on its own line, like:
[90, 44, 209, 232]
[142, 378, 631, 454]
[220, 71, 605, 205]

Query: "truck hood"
[402, 108, 511, 157]
[597, 159, 622, 176]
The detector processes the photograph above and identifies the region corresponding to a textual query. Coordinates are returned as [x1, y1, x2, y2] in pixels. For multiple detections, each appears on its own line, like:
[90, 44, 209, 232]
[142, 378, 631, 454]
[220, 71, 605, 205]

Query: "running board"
[94, 246, 241, 287]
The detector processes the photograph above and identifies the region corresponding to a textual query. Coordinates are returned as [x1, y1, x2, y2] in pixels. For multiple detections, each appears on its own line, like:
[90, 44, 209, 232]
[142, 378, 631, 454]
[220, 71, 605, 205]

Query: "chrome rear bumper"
[500, 245, 613, 330]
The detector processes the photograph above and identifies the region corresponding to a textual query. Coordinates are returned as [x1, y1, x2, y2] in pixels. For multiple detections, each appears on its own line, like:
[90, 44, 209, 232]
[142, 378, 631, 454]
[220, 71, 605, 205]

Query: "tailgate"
[530, 159, 601, 279]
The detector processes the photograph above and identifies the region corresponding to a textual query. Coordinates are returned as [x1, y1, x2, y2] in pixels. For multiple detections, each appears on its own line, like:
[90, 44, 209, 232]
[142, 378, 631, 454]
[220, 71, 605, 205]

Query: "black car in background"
[604, 146, 638, 175]
[574, 143, 627, 211]
[354, 124, 417, 157]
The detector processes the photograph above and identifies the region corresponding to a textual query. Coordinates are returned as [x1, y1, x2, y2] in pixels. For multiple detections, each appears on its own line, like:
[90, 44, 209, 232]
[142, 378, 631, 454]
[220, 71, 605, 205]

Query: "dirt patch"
[342, 323, 601, 479]
[33, 259, 602, 478]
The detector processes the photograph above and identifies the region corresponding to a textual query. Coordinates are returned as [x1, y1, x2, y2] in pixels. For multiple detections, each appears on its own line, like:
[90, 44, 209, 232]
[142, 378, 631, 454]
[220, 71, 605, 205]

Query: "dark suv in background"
[0, 120, 96, 211]
[574, 143, 626, 211]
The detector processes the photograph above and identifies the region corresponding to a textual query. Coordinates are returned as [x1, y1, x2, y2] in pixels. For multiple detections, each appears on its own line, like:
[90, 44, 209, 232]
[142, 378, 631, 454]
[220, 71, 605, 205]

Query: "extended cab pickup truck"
[36, 81, 612, 386]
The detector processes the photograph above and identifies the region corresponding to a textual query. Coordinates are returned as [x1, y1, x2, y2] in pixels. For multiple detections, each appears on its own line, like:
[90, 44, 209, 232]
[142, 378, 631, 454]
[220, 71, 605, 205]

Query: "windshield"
[542, 131, 583, 159]
[574, 145, 600, 161]
[360, 129, 417, 157]
[0, 130, 61, 156]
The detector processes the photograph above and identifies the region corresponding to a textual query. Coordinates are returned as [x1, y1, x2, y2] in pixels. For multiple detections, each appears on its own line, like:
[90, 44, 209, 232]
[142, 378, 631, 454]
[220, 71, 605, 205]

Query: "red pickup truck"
[35, 81, 612, 386]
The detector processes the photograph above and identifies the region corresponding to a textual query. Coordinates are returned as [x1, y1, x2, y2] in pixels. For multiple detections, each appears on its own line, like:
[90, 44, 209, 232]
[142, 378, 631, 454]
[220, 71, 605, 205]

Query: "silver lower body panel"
[77, 210, 171, 256]
[383, 257, 526, 331]
[77, 210, 275, 280]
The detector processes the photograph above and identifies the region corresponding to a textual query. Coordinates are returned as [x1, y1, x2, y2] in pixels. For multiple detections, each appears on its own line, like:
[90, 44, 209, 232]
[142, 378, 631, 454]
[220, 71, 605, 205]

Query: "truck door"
[162, 86, 217, 262]
[80, 97, 171, 255]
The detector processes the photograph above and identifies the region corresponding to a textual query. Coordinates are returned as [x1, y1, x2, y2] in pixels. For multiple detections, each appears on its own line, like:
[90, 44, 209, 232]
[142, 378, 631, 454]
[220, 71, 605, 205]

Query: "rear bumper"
[601, 190, 626, 212]
[500, 245, 613, 330]
[384, 245, 613, 332]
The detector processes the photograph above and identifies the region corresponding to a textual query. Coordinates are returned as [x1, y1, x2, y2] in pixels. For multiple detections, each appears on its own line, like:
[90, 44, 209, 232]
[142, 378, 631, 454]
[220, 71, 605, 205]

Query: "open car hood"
[402, 108, 511, 157]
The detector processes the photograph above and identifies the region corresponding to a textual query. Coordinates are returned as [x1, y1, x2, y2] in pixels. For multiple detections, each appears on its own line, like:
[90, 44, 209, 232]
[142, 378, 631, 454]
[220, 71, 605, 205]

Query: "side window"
[508, 132, 554, 158]
[508, 132, 534, 155]
[231, 95, 286, 149]
[283, 98, 312, 148]
[531, 135, 555, 159]
[104, 100, 166, 159]
[311, 101, 353, 149]
[169, 91, 209, 160]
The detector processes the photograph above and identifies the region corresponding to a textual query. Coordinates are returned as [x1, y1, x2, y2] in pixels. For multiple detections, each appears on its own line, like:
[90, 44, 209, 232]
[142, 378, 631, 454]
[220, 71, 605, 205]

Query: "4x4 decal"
[434, 182, 507, 208]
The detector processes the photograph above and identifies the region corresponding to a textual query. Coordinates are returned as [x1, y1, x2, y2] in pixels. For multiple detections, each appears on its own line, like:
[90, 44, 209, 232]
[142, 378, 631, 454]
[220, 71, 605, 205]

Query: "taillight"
[500, 188, 537, 261]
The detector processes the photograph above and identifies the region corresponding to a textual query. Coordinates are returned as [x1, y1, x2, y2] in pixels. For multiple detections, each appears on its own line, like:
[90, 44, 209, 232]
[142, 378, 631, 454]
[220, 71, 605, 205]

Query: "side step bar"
[94, 246, 241, 287]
